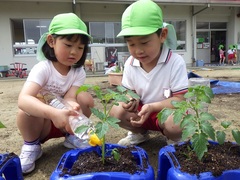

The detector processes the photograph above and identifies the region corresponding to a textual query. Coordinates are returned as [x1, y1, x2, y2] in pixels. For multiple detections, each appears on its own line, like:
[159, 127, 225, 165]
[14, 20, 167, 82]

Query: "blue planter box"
[157, 141, 240, 180]
[0, 153, 23, 180]
[50, 144, 155, 180]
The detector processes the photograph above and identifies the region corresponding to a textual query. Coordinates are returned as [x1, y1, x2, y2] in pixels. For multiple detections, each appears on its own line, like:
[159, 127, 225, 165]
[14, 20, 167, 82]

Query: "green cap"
[117, 0, 163, 37]
[37, 13, 91, 61]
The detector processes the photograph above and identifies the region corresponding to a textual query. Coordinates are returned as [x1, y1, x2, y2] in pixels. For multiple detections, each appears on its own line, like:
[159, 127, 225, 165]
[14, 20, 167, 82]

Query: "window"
[23, 19, 50, 44]
[197, 22, 227, 30]
[166, 20, 186, 50]
[89, 22, 123, 44]
[12, 19, 51, 55]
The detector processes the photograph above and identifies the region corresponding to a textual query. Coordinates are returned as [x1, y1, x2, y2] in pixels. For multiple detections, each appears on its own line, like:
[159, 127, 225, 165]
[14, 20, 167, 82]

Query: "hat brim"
[55, 29, 92, 39]
[117, 27, 159, 37]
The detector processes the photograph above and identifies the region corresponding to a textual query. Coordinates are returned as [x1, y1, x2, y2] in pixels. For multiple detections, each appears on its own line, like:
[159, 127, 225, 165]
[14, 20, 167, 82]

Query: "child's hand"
[130, 104, 152, 127]
[64, 101, 81, 112]
[122, 98, 139, 113]
[51, 108, 77, 135]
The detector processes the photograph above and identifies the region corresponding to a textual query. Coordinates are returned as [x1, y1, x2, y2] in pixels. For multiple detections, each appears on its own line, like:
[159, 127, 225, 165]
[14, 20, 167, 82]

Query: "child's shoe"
[118, 131, 150, 146]
[19, 144, 42, 174]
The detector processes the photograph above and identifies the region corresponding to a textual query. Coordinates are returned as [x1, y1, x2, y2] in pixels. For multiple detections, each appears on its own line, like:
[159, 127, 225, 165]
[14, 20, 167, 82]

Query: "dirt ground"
[0, 67, 240, 179]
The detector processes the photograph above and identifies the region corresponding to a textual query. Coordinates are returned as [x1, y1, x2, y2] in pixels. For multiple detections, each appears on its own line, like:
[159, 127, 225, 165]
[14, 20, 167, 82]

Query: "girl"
[219, 45, 225, 65]
[17, 13, 94, 174]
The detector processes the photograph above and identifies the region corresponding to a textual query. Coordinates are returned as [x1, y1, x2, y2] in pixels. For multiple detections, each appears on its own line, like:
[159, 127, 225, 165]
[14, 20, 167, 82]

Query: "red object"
[6, 62, 28, 78]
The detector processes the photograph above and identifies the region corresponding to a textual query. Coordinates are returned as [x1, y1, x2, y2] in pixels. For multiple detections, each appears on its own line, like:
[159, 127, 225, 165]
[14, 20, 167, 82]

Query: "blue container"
[50, 144, 155, 180]
[157, 141, 240, 180]
[0, 153, 23, 180]
[196, 60, 205, 67]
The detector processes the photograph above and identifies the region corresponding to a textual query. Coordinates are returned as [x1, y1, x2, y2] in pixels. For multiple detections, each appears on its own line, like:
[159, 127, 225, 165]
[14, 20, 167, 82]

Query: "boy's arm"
[130, 94, 185, 127]
[149, 93, 185, 113]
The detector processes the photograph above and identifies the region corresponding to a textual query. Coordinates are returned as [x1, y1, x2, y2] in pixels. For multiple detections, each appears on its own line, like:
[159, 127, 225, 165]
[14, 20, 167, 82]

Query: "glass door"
[196, 31, 210, 64]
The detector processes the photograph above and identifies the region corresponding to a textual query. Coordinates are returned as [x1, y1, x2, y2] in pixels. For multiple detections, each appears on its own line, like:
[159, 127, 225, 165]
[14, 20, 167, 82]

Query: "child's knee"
[77, 91, 94, 107]
[159, 116, 182, 140]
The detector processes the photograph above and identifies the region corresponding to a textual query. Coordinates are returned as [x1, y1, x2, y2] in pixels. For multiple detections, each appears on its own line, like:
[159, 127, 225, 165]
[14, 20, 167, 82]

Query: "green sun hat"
[37, 13, 92, 61]
[117, 0, 163, 37]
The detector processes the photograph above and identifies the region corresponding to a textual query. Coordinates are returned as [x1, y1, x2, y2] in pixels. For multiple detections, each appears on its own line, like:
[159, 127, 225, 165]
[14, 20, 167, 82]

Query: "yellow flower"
[89, 133, 102, 146]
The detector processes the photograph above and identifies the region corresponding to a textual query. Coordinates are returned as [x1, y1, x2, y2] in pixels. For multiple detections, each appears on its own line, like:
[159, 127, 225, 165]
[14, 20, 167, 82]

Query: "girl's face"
[47, 34, 85, 67]
[125, 28, 167, 67]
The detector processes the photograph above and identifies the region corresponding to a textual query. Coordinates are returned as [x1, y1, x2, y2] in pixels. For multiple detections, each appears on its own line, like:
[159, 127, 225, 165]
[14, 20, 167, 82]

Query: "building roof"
[0, 0, 240, 6]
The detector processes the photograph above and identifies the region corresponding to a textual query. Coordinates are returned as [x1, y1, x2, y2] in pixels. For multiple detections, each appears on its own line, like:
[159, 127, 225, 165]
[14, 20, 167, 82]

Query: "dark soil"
[61, 146, 149, 176]
[174, 141, 240, 177]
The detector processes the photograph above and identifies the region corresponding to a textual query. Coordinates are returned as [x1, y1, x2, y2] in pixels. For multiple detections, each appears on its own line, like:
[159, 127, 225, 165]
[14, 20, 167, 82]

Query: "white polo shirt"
[122, 44, 188, 104]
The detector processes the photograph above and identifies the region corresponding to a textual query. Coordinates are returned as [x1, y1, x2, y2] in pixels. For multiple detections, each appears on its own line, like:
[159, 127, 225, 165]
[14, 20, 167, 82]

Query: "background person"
[218, 44, 225, 65]
[227, 45, 235, 65]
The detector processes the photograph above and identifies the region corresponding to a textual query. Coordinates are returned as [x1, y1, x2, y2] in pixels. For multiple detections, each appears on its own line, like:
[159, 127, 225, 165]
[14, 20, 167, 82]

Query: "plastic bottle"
[42, 92, 92, 148]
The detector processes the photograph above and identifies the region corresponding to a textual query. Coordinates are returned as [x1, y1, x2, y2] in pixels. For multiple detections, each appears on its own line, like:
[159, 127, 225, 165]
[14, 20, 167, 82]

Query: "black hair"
[155, 28, 162, 36]
[41, 34, 89, 68]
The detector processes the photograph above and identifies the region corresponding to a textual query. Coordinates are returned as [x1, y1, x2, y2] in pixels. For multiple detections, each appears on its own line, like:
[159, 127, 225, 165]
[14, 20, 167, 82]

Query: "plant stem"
[101, 136, 106, 164]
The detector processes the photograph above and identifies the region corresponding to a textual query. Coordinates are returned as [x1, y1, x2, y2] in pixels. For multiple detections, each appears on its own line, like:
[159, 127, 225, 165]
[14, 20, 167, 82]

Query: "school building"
[0, 0, 240, 71]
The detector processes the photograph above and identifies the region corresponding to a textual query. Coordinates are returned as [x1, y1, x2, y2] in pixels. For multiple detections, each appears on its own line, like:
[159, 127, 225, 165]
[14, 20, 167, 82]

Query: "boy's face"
[125, 28, 167, 66]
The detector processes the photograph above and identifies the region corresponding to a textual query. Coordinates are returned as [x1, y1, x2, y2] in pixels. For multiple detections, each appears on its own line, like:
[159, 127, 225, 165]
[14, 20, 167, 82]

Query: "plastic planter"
[157, 141, 240, 180]
[0, 153, 23, 180]
[50, 144, 154, 180]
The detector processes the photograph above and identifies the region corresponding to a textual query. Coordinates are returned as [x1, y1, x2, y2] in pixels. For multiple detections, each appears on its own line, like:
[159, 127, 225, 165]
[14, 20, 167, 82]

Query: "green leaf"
[232, 130, 240, 144]
[184, 91, 195, 99]
[198, 94, 211, 103]
[157, 109, 173, 124]
[113, 94, 129, 103]
[173, 110, 184, 124]
[204, 86, 214, 98]
[95, 121, 109, 139]
[76, 84, 93, 94]
[221, 121, 232, 129]
[126, 90, 140, 100]
[0, 121, 6, 128]
[181, 123, 197, 140]
[107, 116, 120, 129]
[180, 114, 195, 128]
[200, 121, 215, 141]
[91, 108, 105, 121]
[75, 125, 89, 134]
[199, 112, 216, 121]
[116, 85, 127, 93]
[111, 148, 120, 161]
[216, 131, 226, 144]
[191, 133, 208, 160]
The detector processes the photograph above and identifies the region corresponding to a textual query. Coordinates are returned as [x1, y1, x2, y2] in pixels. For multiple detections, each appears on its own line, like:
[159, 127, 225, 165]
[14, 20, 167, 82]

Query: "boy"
[110, 0, 188, 146]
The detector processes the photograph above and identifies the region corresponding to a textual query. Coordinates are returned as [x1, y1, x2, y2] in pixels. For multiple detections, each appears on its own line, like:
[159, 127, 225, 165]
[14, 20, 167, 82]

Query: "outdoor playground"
[0, 67, 240, 179]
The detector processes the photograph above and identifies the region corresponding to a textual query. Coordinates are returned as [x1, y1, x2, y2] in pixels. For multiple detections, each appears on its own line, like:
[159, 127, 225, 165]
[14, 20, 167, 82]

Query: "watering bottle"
[43, 93, 92, 148]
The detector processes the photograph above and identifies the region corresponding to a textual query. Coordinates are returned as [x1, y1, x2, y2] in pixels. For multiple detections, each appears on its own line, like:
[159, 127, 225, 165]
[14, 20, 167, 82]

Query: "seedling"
[0, 121, 5, 128]
[76, 84, 139, 164]
[157, 85, 240, 160]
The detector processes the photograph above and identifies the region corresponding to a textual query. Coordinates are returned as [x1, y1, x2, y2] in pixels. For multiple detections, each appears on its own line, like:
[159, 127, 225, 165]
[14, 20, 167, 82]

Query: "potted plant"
[107, 64, 123, 86]
[156, 85, 240, 180]
[50, 85, 155, 180]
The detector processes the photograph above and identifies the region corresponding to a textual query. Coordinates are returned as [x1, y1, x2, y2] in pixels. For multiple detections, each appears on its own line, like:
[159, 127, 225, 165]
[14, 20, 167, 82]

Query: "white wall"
[0, 1, 239, 71]
[0, 1, 73, 70]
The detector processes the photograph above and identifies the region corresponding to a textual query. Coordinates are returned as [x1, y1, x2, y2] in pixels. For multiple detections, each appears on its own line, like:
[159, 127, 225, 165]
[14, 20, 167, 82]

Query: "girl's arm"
[63, 86, 80, 111]
[18, 81, 76, 133]
[18, 81, 56, 119]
